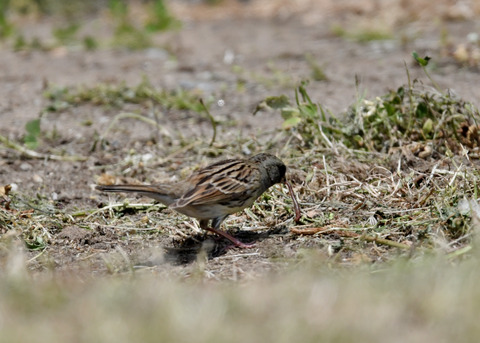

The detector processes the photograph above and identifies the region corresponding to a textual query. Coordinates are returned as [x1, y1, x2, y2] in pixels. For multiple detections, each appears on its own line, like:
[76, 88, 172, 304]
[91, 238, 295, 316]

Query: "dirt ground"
[1, 0, 480, 280]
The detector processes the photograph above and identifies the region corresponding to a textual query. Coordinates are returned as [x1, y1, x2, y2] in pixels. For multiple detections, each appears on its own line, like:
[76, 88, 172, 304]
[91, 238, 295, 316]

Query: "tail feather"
[96, 184, 177, 206]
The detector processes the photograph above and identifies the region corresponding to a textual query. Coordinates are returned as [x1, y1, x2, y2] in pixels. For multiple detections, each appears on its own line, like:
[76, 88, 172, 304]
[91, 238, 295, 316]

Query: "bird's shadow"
[160, 226, 288, 265]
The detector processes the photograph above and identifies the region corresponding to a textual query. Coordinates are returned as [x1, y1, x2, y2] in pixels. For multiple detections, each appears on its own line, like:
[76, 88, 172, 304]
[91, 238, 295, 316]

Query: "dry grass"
[3, 67, 480, 266]
[2, 75, 480, 343]
[1, 1, 480, 341]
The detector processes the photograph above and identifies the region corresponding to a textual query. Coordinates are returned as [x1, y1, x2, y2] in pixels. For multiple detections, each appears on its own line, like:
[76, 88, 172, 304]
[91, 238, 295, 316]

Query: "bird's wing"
[171, 159, 260, 208]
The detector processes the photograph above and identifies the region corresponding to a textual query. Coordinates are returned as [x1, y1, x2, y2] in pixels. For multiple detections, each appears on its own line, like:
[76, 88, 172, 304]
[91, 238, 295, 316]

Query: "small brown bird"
[96, 153, 300, 248]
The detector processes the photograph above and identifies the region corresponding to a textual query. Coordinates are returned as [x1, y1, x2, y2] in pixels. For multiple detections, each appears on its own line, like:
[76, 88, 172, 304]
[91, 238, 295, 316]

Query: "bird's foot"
[204, 227, 255, 249]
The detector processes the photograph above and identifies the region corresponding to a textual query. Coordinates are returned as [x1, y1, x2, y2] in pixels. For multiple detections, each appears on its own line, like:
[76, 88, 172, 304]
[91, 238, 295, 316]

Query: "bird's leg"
[199, 219, 255, 249]
[203, 226, 255, 249]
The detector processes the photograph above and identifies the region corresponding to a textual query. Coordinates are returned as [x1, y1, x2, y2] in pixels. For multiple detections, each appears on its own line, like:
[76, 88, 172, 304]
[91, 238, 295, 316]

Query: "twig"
[448, 163, 463, 186]
[94, 224, 160, 231]
[27, 247, 48, 263]
[322, 155, 330, 198]
[291, 226, 411, 250]
[217, 252, 261, 259]
[0, 134, 87, 161]
[284, 180, 301, 221]
[446, 245, 472, 259]
[70, 209, 96, 217]
[199, 98, 217, 147]
[361, 235, 411, 250]
[290, 226, 360, 237]
[85, 202, 167, 220]
[416, 188, 435, 207]
[100, 112, 172, 140]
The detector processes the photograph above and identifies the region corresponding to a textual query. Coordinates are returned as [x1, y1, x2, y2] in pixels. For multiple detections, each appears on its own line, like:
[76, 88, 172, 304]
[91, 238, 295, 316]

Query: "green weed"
[412, 51, 441, 92]
[331, 23, 393, 42]
[145, 0, 181, 32]
[52, 23, 81, 46]
[0, 0, 14, 39]
[257, 61, 480, 155]
[112, 21, 152, 50]
[305, 53, 328, 81]
[43, 79, 206, 112]
[0, 0, 181, 51]
[83, 35, 98, 50]
[109, 0, 152, 51]
[23, 118, 41, 149]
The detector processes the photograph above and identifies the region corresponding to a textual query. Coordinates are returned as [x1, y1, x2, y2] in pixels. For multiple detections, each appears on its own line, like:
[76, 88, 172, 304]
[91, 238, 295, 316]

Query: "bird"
[96, 153, 300, 248]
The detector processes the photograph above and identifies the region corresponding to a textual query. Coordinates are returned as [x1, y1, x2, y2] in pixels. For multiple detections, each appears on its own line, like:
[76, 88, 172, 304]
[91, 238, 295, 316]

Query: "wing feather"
[171, 159, 260, 208]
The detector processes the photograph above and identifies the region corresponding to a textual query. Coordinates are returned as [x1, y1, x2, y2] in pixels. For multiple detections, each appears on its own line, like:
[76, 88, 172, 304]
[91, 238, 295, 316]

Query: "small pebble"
[33, 174, 43, 183]
[20, 162, 32, 171]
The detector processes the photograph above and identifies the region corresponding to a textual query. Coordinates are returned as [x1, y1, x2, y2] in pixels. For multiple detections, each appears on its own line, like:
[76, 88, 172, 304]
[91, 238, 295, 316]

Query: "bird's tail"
[96, 184, 176, 206]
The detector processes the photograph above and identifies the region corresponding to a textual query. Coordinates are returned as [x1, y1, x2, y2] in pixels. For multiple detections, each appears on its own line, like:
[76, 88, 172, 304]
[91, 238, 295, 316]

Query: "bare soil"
[1, 1, 479, 280]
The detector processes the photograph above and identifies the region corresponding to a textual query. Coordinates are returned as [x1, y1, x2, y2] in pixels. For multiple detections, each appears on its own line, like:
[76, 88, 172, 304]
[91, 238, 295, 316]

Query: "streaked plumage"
[96, 153, 296, 248]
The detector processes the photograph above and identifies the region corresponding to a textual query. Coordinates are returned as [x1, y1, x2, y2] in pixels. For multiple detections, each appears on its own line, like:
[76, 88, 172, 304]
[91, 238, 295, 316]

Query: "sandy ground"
[1, 0, 479, 277]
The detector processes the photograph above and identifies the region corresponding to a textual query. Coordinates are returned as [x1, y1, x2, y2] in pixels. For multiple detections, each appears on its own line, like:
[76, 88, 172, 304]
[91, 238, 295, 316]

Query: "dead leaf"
[97, 174, 117, 186]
